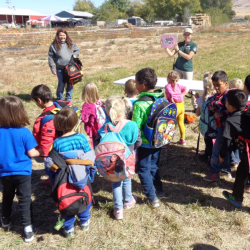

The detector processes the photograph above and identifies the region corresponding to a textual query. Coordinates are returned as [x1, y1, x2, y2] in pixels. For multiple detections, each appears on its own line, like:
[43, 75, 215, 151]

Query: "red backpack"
[49, 149, 93, 216]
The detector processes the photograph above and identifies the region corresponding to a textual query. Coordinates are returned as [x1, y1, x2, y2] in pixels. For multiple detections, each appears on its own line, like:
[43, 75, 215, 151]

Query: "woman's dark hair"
[114, 155, 124, 173]
[0, 96, 30, 127]
[135, 67, 157, 90]
[226, 89, 247, 111]
[31, 84, 53, 103]
[212, 70, 228, 83]
[53, 28, 73, 51]
[244, 75, 250, 93]
[53, 107, 78, 133]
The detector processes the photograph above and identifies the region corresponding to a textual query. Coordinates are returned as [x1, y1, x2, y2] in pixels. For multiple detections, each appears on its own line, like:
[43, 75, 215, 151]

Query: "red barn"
[0, 8, 46, 24]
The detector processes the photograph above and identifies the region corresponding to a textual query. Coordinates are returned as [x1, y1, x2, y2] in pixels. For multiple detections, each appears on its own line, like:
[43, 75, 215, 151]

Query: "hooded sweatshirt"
[48, 41, 80, 72]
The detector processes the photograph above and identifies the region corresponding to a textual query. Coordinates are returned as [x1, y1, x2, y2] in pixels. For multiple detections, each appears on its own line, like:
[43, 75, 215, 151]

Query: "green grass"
[1, 26, 250, 249]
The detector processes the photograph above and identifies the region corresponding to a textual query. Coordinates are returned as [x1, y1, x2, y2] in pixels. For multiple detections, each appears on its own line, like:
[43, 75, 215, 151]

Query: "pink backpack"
[95, 120, 135, 182]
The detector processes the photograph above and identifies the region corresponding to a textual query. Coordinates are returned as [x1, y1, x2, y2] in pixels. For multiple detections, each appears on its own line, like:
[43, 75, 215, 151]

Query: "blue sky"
[1, 0, 105, 15]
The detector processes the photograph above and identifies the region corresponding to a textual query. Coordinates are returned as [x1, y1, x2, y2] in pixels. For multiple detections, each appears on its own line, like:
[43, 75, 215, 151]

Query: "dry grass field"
[1, 25, 250, 249]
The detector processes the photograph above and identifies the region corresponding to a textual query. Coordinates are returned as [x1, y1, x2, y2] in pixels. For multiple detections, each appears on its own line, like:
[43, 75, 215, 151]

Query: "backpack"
[95, 120, 135, 182]
[40, 101, 82, 134]
[95, 101, 107, 130]
[49, 148, 93, 216]
[136, 96, 177, 148]
[198, 98, 217, 138]
[64, 56, 83, 86]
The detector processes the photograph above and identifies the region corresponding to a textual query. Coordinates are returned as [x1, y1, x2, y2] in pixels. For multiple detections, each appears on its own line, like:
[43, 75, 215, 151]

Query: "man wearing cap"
[165, 28, 198, 112]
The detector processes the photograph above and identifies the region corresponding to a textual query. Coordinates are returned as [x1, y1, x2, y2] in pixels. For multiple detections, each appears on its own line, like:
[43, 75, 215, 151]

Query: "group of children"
[1, 66, 250, 242]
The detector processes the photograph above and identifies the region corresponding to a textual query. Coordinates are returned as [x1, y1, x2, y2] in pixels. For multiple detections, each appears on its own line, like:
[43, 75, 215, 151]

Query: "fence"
[0, 26, 181, 47]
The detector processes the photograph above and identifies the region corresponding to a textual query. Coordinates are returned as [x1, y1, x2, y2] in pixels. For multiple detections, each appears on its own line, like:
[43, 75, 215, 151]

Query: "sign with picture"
[161, 34, 178, 48]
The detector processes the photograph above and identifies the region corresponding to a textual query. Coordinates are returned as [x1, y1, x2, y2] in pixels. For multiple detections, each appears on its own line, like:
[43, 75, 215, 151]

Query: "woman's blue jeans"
[56, 69, 73, 101]
[112, 178, 132, 210]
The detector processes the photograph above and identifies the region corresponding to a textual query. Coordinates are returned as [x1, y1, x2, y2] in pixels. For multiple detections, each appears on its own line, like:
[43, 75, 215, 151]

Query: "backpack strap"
[104, 119, 129, 133]
[135, 95, 155, 103]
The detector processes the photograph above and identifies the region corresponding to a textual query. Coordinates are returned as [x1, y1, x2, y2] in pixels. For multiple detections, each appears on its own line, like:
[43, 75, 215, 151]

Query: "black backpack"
[64, 56, 83, 86]
[49, 149, 93, 217]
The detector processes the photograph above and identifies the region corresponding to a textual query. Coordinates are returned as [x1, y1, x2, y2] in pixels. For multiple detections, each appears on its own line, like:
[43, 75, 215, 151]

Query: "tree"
[110, 0, 130, 13]
[73, 0, 96, 13]
[94, 0, 121, 22]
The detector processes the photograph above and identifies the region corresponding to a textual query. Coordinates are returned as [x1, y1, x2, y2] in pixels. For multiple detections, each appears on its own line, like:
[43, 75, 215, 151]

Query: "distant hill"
[233, 0, 250, 17]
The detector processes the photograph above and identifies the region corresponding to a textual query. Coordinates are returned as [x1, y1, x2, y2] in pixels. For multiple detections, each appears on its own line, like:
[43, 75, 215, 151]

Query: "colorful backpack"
[198, 98, 217, 138]
[40, 101, 82, 134]
[64, 56, 83, 86]
[49, 149, 93, 217]
[95, 120, 135, 182]
[136, 96, 177, 148]
[95, 101, 107, 130]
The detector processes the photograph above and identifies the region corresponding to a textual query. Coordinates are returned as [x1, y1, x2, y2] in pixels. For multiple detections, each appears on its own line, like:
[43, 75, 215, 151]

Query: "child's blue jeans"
[137, 147, 163, 201]
[63, 202, 92, 231]
[56, 68, 73, 101]
[112, 178, 132, 210]
[209, 129, 231, 174]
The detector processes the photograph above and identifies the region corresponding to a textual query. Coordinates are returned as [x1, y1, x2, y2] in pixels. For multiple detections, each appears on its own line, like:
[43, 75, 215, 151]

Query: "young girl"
[196, 76, 216, 162]
[98, 96, 141, 220]
[45, 107, 96, 237]
[0, 96, 42, 243]
[165, 71, 189, 145]
[81, 82, 106, 148]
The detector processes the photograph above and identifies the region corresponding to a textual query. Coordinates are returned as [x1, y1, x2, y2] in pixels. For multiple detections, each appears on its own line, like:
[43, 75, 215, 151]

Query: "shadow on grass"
[191, 243, 220, 250]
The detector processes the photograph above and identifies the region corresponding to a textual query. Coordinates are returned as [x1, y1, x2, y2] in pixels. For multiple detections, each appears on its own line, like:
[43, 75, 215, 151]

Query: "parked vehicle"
[154, 20, 174, 26]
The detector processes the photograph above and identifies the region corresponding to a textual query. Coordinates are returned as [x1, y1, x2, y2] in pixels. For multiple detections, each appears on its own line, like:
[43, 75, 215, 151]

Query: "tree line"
[74, 0, 236, 25]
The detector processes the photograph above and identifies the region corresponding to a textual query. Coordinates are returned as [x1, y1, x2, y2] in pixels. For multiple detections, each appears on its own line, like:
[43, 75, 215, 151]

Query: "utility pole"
[6, 0, 15, 25]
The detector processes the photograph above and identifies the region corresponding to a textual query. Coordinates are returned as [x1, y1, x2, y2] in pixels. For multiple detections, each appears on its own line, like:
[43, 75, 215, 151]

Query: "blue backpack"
[198, 98, 217, 138]
[137, 96, 177, 148]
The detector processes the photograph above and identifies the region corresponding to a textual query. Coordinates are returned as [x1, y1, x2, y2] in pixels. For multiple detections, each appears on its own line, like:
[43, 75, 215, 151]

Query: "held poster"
[161, 34, 178, 48]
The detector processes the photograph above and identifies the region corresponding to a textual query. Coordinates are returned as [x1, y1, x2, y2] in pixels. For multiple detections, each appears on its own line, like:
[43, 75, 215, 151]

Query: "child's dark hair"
[211, 71, 228, 83]
[226, 89, 247, 111]
[0, 96, 30, 127]
[244, 75, 250, 93]
[53, 107, 78, 133]
[31, 84, 53, 103]
[135, 67, 157, 90]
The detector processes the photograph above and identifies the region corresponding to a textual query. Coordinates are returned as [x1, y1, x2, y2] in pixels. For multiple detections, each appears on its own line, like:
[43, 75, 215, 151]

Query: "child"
[165, 70, 189, 145]
[196, 76, 216, 162]
[124, 79, 138, 105]
[32, 84, 71, 158]
[132, 67, 165, 208]
[123, 97, 133, 120]
[0, 96, 42, 242]
[229, 78, 244, 90]
[81, 82, 106, 148]
[218, 89, 248, 207]
[204, 71, 231, 182]
[44, 107, 96, 237]
[98, 96, 141, 219]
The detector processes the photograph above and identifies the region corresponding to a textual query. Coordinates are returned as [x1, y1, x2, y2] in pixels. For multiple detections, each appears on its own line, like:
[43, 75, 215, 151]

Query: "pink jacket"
[165, 83, 187, 103]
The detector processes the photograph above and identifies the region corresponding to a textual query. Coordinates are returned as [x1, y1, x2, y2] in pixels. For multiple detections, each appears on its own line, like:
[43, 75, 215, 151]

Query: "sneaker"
[219, 169, 232, 179]
[80, 219, 90, 231]
[156, 190, 166, 199]
[178, 139, 186, 146]
[1, 217, 11, 229]
[149, 197, 160, 208]
[245, 186, 250, 193]
[124, 196, 137, 209]
[222, 191, 242, 207]
[114, 209, 123, 220]
[63, 227, 74, 238]
[23, 226, 38, 243]
[204, 172, 219, 182]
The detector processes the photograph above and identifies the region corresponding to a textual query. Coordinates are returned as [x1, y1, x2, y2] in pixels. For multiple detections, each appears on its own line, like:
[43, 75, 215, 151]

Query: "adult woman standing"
[48, 28, 80, 101]
[164, 28, 198, 112]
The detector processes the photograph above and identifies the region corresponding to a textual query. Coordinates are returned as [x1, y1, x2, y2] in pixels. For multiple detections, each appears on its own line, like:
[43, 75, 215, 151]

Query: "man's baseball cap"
[183, 28, 193, 34]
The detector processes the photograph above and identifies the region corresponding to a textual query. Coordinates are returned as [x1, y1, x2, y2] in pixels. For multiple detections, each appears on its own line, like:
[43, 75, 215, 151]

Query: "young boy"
[132, 67, 164, 208]
[31, 84, 72, 158]
[204, 71, 231, 182]
[124, 79, 138, 105]
[219, 89, 248, 207]
[44, 107, 95, 237]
